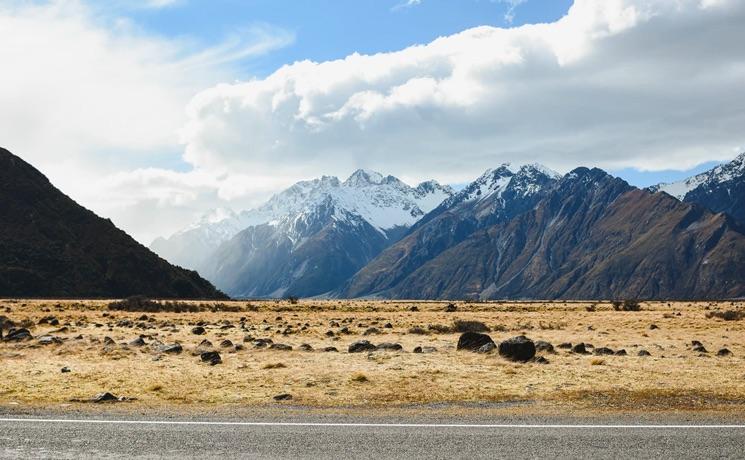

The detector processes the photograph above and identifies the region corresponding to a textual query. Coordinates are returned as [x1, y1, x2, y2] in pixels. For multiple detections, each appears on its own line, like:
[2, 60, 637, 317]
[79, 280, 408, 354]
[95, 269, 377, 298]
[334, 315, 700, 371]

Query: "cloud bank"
[182, 0, 745, 187]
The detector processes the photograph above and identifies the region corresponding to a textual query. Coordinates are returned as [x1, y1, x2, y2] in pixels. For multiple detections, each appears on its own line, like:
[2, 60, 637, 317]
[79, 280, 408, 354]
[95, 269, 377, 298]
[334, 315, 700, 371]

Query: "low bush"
[452, 320, 490, 333]
[108, 296, 242, 313]
[612, 300, 641, 311]
[706, 310, 745, 321]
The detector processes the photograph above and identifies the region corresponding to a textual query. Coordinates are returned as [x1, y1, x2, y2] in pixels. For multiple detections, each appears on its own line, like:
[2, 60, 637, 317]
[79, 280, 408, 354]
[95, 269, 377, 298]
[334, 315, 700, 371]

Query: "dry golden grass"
[1, 298, 745, 414]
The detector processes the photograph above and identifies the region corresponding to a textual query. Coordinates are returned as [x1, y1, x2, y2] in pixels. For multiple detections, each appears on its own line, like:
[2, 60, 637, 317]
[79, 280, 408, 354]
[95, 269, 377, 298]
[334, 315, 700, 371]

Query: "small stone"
[61, 366, 71, 373]
[191, 326, 206, 335]
[376, 342, 403, 351]
[717, 348, 732, 357]
[348, 340, 377, 353]
[571, 343, 589, 354]
[200, 351, 222, 365]
[477, 342, 496, 353]
[273, 393, 292, 401]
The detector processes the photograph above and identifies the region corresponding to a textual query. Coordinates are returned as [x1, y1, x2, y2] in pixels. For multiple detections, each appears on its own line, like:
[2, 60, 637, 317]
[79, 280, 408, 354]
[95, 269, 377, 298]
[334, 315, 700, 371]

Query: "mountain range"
[0, 147, 225, 299]
[150, 153, 745, 300]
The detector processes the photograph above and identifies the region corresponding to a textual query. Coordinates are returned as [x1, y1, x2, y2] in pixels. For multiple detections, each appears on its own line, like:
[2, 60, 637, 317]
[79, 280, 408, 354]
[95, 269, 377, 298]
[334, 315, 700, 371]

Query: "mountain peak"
[344, 169, 385, 186]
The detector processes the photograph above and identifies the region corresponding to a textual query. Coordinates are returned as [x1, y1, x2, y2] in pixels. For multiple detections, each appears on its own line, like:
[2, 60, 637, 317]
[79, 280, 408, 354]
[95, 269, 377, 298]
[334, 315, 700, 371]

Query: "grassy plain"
[1, 299, 744, 414]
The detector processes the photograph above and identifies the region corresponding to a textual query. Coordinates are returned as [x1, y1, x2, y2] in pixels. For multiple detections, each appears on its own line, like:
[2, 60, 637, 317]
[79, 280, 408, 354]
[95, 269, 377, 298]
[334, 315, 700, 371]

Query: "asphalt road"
[2, 413, 745, 459]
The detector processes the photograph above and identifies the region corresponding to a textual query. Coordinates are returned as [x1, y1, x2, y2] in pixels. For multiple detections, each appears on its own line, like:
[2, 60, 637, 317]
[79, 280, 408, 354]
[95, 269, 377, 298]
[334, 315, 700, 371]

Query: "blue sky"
[129, 0, 574, 77]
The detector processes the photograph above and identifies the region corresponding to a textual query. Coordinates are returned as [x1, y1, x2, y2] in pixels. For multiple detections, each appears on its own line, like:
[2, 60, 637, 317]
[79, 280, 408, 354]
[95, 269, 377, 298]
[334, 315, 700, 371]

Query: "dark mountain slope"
[0, 147, 226, 299]
[205, 198, 396, 298]
[651, 152, 745, 224]
[340, 164, 560, 298]
[384, 168, 745, 300]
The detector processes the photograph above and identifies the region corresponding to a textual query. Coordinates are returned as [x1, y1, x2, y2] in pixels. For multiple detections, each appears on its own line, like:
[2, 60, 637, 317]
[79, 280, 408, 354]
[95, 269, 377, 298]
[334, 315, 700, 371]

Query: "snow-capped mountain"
[650, 152, 745, 223]
[341, 163, 562, 298]
[150, 169, 453, 293]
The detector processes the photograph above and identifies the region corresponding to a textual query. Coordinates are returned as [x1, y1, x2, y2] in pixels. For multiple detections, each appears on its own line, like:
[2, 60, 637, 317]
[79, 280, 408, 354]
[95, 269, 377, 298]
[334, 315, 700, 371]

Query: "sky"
[1, 0, 743, 244]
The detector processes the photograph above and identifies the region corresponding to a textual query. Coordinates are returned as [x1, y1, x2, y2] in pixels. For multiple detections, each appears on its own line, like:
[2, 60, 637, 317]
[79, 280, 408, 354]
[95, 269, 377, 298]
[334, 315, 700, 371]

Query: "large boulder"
[457, 332, 494, 351]
[3, 328, 32, 342]
[498, 336, 536, 362]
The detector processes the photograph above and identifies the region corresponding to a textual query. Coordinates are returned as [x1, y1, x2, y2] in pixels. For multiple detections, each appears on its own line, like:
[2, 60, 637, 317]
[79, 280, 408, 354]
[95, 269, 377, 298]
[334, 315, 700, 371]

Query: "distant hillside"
[346, 168, 745, 300]
[0, 147, 227, 299]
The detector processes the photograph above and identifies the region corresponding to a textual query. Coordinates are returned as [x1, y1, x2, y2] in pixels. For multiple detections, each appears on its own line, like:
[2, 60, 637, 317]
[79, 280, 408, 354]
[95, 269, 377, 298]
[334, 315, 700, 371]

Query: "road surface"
[1, 413, 745, 459]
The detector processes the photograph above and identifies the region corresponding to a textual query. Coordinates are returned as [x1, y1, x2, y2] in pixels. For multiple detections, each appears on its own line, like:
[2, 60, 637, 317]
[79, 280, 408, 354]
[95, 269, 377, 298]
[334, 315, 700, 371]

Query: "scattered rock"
[363, 327, 380, 336]
[638, 349, 651, 357]
[614, 349, 627, 356]
[557, 342, 572, 349]
[456, 332, 494, 352]
[376, 342, 403, 351]
[323, 346, 339, 352]
[477, 342, 496, 353]
[593, 347, 615, 356]
[273, 393, 292, 401]
[191, 326, 206, 335]
[254, 338, 273, 348]
[691, 340, 703, 347]
[498, 336, 536, 362]
[534, 356, 550, 364]
[92, 392, 125, 403]
[194, 339, 214, 354]
[298, 343, 313, 352]
[717, 348, 732, 357]
[200, 351, 222, 365]
[158, 343, 183, 354]
[383, 323, 393, 329]
[38, 335, 63, 345]
[219, 339, 233, 348]
[349, 340, 377, 353]
[444, 303, 457, 312]
[61, 366, 71, 373]
[571, 343, 589, 354]
[269, 343, 292, 351]
[128, 337, 146, 347]
[693, 344, 708, 353]
[3, 328, 32, 342]
[649, 324, 659, 330]
[413, 346, 437, 354]
[534, 340, 554, 353]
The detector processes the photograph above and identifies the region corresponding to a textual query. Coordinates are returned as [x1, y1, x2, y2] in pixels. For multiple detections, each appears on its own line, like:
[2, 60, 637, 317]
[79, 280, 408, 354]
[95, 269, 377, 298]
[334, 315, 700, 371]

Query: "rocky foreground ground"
[1, 299, 744, 413]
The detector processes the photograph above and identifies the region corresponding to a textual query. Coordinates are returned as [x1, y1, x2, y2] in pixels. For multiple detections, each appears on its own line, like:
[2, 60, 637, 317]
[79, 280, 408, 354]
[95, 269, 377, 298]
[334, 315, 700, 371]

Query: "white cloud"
[391, 0, 423, 12]
[0, 0, 293, 242]
[496, 0, 528, 24]
[180, 0, 745, 192]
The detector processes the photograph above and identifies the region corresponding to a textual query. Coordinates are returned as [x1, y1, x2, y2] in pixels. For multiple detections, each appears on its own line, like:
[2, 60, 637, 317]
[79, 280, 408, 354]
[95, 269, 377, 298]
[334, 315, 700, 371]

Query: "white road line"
[0, 418, 744, 428]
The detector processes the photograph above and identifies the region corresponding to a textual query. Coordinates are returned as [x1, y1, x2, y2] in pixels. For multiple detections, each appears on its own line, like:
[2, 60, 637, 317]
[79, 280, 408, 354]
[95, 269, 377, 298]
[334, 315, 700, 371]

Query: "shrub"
[612, 300, 641, 311]
[452, 320, 490, 333]
[427, 324, 453, 334]
[350, 373, 369, 383]
[108, 296, 242, 313]
[706, 310, 745, 321]
[285, 296, 300, 305]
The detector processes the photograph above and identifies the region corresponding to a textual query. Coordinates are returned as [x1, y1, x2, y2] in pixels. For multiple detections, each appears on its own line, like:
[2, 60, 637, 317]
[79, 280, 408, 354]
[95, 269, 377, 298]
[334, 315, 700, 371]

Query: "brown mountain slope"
[383, 168, 745, 300]
[341, 164, 560, 298]
[0, 147, 226, 299]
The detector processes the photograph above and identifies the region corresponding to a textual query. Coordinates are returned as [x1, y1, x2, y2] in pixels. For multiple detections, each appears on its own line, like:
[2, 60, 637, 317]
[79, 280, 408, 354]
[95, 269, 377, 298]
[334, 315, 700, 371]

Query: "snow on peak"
[344, 169, 385, 187]
[652, 152, 745, 200]
[443, 162, 559, 209]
